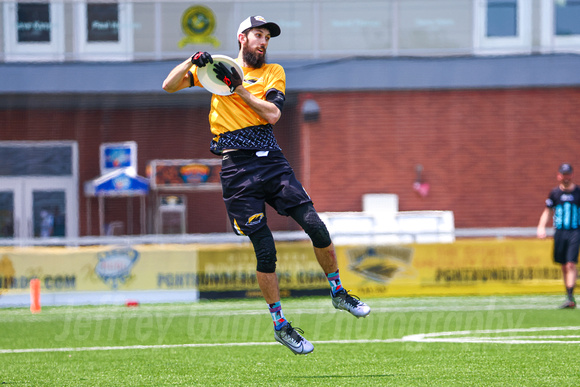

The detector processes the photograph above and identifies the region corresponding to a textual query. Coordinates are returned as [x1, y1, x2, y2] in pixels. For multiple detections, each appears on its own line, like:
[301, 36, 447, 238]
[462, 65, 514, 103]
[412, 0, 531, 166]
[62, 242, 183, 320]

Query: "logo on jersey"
[561, 194, 574, 201]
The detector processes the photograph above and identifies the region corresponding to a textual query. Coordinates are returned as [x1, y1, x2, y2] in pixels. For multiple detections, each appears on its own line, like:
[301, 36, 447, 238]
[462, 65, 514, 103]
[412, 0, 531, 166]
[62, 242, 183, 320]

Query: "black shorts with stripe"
[220, 150, 312, 236]
[553, 229, 580, 264]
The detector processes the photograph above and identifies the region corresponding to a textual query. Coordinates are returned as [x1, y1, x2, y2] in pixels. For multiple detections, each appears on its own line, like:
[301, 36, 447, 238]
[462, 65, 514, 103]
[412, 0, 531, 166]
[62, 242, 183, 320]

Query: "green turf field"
[1, 294, 579, 386]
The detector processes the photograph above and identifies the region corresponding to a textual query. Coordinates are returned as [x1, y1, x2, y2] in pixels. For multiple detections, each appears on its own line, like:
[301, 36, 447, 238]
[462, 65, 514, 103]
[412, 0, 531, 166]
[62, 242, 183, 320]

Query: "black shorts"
[553, 229, 580, 264]
[220, 150, 312, 236]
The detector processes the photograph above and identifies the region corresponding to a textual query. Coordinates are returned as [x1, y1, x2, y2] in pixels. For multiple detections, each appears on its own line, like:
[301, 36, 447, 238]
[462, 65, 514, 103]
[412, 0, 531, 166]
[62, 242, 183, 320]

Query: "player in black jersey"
[537, 163, 579, 309]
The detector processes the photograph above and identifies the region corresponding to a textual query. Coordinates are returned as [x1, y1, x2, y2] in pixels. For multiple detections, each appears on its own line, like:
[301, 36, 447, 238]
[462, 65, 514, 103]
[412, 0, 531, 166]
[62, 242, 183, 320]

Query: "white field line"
[0, 302, 565, 323]
[0, 295, 564, 317]
[3, 327, 580, 354]
[402, 326, 580, 344]
[410, 339, 580, 344]
[0, 339, 404, 354]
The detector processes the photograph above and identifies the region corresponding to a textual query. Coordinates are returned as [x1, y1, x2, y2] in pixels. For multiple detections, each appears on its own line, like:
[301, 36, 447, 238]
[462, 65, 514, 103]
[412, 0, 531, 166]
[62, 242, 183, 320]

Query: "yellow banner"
[0, 242, 325, 297]
[336, 239, 561, 298]
[0, 239, 563, 299]
[196, 242, 328, 297]
[0, 245, 198, 295]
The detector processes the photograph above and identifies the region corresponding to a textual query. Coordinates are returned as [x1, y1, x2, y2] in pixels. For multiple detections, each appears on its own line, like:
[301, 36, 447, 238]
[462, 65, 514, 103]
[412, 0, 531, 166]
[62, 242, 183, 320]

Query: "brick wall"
[298, 87, 580, 228]
[2, 86, 579, 234]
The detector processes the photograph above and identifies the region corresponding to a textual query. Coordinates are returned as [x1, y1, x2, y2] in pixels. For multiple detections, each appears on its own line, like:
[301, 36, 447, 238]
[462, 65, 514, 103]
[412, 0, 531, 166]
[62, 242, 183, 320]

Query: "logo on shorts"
[246, 213, 265, 226]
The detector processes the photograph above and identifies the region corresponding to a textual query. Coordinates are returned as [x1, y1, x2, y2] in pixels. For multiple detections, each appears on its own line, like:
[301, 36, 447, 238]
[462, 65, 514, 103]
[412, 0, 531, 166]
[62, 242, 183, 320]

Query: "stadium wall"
[1, 86, 580, 234]
[0, 239, 562, 307]
[297, 87, 580, 229]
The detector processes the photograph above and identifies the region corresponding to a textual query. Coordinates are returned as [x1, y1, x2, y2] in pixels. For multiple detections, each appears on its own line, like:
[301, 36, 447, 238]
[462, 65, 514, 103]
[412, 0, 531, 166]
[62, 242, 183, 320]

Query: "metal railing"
[0, 227, 551, 247]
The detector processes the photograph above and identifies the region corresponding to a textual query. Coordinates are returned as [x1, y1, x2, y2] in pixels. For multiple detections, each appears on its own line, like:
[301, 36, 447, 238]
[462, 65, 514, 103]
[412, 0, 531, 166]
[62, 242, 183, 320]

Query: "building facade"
[1, 0, 580, 239]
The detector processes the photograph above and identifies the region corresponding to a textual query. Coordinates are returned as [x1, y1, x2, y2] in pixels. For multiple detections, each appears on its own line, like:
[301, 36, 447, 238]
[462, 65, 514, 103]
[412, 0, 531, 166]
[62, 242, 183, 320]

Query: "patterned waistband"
[210, 125, 281, 155]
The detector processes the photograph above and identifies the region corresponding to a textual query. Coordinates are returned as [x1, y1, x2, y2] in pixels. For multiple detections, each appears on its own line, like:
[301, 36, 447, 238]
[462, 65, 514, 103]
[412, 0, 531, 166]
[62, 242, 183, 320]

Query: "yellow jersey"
[191, 61, 286, 136]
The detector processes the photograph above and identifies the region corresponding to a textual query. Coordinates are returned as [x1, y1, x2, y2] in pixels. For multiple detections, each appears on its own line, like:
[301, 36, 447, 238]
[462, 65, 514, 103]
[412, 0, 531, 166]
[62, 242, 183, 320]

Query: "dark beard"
[242, 46, 266, 68]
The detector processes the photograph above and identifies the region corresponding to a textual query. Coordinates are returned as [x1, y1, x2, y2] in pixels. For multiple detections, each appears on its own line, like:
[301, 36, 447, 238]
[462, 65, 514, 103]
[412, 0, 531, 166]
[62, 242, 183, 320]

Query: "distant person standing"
[537, 163, 579, 309]
[39, 209, 54, 238]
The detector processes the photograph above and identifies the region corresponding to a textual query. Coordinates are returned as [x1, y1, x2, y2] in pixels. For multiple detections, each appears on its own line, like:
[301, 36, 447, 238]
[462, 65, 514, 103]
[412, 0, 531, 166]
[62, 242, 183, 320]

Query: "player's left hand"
[213, 62, 242, 93]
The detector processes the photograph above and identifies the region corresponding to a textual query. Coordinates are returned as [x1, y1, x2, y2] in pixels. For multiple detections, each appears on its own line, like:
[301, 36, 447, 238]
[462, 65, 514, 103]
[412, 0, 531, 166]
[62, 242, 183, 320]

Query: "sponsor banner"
[147, 159, 221, 190]
[336, 239, 561, 298]
[0, 239, 562, 304]
[0, 243, 324, 300]
[0, 245, 198, 296]
[196, 243, 328, 294]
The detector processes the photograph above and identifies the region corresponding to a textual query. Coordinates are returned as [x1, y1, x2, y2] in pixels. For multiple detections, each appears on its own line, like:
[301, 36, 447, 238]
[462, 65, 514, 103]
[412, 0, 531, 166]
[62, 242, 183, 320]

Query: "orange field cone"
[30, 278, 41, 314]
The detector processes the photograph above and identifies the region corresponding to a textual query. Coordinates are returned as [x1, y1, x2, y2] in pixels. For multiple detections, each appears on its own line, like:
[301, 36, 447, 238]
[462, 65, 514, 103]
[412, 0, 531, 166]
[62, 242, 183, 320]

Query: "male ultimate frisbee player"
[163, 16, 370, 355]
[537, 163, 580, 309]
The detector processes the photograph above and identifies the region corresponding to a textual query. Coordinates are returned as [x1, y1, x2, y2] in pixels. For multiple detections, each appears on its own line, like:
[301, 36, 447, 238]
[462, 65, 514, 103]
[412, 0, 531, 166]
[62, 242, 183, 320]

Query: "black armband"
[265, 89, 285, 112]
[188, 71, 194, 87]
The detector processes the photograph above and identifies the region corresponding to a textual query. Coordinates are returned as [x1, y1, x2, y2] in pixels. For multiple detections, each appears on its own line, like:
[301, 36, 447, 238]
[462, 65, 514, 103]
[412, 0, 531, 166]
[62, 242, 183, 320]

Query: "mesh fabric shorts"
[220, 150, 312, 236]
[553, 229, 580, 264]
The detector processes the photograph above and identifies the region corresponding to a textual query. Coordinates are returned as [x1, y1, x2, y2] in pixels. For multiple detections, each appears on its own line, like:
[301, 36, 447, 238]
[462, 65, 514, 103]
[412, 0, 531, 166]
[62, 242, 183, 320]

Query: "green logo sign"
[179, 5, 220, 48]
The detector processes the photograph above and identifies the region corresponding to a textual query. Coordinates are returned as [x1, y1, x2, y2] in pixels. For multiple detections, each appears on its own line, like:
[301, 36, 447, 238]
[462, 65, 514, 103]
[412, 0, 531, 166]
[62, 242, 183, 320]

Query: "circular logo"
[182, 6, 215, 37]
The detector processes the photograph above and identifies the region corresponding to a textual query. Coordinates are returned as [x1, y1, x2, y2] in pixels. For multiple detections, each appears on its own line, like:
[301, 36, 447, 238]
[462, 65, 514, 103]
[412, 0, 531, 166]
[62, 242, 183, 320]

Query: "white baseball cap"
[236, 16, 281, 38]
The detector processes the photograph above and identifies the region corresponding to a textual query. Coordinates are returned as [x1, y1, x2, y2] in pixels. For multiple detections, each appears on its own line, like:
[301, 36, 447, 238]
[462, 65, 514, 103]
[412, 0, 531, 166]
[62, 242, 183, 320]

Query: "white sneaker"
[274, 322, 314, 355]
[331, 289, 371, 318]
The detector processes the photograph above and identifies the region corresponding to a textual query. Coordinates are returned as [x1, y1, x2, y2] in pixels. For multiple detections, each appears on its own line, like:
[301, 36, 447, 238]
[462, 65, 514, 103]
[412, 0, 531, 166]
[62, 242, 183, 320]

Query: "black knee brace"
[288, 203, 332, 248]
[249, 226, 277, 273]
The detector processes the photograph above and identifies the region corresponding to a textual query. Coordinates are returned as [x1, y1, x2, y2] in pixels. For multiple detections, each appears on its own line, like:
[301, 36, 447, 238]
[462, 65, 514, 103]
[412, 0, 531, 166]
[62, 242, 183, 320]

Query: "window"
[486, 0, 517, 37]
[541, 0, 580, 52]
[74, 1, 134, 61]
[18, 2, 51, 42]
[0, 145, 73, 176]
[555, 0, 580, 36]
[474, 0, 531, 54]
[2, 1, 65, 61]
[87, 3, 120, 42]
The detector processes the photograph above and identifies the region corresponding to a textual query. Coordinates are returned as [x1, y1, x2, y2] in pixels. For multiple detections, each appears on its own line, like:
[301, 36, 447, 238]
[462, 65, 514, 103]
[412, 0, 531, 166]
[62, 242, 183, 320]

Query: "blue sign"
[84, 168, 149, 197]
[100, 141, 137, 175]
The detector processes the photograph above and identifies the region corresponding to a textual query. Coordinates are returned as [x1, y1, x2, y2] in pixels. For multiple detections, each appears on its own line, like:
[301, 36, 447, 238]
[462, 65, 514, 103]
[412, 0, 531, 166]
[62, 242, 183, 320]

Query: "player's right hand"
[191, 52, 213, 67]
[537, 227, 546, 239]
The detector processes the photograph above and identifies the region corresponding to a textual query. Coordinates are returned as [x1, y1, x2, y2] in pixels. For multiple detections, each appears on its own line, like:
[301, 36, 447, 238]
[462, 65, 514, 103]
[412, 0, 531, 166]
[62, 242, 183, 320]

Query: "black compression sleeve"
[265, 89, 285, 111]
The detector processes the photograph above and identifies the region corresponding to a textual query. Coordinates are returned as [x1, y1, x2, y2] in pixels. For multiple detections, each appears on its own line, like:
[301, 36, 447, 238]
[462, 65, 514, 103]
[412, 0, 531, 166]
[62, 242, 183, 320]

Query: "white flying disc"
[197, 55, 244, 96]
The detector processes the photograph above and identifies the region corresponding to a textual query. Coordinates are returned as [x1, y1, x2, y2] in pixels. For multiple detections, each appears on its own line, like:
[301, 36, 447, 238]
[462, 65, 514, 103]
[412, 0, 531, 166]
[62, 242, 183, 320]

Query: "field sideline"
[1, 294, 579, 386]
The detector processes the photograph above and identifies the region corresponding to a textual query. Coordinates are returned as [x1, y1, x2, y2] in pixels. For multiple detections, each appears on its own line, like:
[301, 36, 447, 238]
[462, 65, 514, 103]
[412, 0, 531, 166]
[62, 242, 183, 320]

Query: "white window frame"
[0, 140, 79, 239]
[540, 0, 580, 53]
[473, 0, 532, 55]
[2, 1, 65, 62]
[73, 0, 134, 61]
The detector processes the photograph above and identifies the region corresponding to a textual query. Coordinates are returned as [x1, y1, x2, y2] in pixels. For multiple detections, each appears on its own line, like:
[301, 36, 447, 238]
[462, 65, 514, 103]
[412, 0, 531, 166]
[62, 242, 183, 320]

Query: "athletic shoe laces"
[285, 324, 305, 343]
[337, 289, 362, 307]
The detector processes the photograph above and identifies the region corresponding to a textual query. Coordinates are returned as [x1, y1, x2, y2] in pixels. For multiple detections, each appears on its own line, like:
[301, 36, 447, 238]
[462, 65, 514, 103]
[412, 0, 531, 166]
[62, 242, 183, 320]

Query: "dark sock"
[566, 287, 575, 301]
